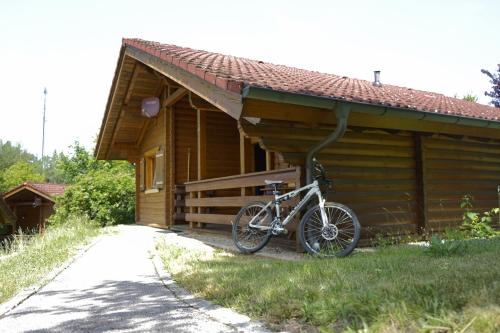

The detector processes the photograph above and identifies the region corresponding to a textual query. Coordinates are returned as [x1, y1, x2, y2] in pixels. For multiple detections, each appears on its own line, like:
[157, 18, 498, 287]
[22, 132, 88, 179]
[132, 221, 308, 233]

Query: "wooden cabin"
[95, 38, 500, 243]
[3, 183, 66, 233]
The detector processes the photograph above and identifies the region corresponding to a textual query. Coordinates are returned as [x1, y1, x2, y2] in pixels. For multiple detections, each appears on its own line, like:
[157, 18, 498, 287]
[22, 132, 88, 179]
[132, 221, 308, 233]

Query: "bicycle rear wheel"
[299, 202, 360, 257]
[232, 201, 273, 253]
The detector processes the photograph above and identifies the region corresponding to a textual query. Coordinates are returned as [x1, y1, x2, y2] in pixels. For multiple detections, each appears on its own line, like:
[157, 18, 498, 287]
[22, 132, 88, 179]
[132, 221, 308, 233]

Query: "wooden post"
[135, 161, 140, 224]
[197, 109, 206, 228]
[38, 201, 43, 234]
[239, 132, 253, 196]
[413, 134, 428, 233]
[168, 107, 175, 227]
[12, 206, 17, 233]
[266, 151, 274, 171]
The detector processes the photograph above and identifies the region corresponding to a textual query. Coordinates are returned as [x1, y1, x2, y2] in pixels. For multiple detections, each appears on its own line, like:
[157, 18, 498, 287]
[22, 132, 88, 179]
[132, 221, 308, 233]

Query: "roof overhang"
[94, 45, 243, 160]
[242, 85, 500, 130]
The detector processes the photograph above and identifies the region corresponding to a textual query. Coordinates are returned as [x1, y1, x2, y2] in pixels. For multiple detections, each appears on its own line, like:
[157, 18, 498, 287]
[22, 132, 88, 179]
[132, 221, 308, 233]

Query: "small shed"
[3, 183, 66, 233]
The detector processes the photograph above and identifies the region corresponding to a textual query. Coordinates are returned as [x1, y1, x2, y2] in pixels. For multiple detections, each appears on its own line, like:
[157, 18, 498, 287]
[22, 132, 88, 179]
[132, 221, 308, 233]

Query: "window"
[140, 147, 164, 193]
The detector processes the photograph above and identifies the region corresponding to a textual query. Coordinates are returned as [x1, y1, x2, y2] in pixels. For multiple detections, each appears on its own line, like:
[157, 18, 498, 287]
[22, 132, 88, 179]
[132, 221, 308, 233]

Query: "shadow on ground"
[5, 278, 228, 333]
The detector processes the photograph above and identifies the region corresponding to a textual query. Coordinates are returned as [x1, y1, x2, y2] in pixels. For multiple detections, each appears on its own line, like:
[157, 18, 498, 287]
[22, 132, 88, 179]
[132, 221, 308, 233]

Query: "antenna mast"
[41, 87, 47, 172]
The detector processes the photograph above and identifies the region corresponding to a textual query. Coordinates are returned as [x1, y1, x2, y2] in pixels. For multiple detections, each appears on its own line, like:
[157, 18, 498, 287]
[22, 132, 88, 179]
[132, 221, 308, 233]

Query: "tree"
[0, 161, 44, 193]
[42, 151, 68, 184]
[481, 64, 500, 108]
[56, 142, 99, 184]
[49, 143, 135, 226]
[0, 140, 37, 171]
[462, 94, 478, 103]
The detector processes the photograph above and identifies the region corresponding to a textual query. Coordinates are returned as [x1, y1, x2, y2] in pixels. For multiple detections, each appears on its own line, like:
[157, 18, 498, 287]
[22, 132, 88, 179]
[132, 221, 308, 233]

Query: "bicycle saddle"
[264, 180, 283, 185]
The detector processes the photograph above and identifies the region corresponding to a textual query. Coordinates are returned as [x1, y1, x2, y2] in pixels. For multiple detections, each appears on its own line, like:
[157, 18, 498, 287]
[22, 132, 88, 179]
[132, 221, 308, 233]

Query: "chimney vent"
[373, 70, 382, 87]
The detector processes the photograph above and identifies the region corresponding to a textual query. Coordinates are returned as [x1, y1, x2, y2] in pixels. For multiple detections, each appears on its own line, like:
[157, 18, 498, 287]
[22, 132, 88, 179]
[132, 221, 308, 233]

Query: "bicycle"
[232, 159, 361, 257]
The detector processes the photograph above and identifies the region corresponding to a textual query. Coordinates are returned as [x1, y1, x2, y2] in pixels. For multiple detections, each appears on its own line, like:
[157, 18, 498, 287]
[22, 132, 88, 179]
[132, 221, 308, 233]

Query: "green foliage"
[56, 142, 99, 184]
[460, 195, 499, 239]
[0, 224, 11, 236]
[481, 64, 500, 108]
[425, 235, 467, 257]
[41, 151, 67, 184]
[462, 93, 478, 102]
[0, 140, 37, 171]
[158, 238, 500, 332]
[0, 161, 44, 193]
[0, 215, 100, 303]
[50, 143, 135, 226]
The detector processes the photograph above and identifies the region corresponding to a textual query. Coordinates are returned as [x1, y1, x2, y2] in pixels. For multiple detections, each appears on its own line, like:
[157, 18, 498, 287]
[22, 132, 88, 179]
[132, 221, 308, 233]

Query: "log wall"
[137, 109, 167, 226]
[423, 136, 500, 230]
[241, 117, 500, 237]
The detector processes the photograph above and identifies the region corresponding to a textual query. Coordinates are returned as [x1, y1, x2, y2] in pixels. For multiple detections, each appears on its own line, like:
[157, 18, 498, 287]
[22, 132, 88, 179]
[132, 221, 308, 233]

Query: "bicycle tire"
[232, 201, 273, 253]
[299, 202, 360, 257]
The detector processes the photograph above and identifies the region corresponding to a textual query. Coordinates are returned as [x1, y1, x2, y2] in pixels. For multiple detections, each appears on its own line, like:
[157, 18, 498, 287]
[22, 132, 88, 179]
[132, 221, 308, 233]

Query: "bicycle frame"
[248, 180, 329, 230]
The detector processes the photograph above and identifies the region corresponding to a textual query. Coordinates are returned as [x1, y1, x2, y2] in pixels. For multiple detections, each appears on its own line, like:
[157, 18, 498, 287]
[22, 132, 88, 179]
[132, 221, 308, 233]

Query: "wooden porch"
[173, 167, 302, 244]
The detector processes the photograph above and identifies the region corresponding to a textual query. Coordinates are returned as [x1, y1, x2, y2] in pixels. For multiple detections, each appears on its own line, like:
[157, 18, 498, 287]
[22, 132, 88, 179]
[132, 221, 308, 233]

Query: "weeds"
[425, 235, 468, 257]
[159, 237, 500, 332]
[0, 215, 100, 303]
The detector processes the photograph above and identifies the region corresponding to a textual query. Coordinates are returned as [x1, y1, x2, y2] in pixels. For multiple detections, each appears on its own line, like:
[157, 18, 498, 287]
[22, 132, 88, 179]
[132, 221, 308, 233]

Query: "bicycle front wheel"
[232, 201, 273, 254]
[299, 202, 360, 257]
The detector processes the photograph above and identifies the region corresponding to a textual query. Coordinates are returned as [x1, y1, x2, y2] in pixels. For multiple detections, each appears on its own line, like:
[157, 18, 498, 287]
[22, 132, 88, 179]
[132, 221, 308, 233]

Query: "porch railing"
[174, 167, 302, 230]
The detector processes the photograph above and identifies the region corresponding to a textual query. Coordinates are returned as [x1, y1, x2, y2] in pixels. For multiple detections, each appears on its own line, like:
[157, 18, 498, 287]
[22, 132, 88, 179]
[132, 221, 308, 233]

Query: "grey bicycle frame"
[248, 180, 329, 230]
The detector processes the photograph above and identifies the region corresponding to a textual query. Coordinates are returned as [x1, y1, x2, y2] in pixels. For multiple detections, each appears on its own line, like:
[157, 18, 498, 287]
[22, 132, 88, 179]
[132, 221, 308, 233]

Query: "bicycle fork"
[317, 192, 329, 227]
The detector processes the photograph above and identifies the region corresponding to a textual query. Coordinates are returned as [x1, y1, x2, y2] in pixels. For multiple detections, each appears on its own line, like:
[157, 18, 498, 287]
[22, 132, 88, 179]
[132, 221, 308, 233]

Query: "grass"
[0, 216, 101, 304]
[158, 237, 500, 332]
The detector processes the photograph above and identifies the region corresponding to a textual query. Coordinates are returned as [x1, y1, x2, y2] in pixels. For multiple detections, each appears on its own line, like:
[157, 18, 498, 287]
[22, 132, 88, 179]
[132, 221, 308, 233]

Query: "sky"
[0, 0, 499, 157]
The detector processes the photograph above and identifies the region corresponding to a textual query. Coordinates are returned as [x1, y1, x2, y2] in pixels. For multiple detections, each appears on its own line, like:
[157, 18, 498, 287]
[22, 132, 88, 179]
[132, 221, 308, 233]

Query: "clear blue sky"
[0, 0, 499, 157]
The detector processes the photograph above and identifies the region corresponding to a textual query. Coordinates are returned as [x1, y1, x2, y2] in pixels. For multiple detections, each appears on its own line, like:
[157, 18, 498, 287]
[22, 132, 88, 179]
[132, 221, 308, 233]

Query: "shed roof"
[124, 38, 499, 122]
[3, 183, 66, 203]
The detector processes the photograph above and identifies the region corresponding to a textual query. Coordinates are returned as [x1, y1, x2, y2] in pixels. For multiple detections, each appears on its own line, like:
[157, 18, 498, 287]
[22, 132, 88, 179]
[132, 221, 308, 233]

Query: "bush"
[50, 166, 135, 226]
[460, 195, 499, 239]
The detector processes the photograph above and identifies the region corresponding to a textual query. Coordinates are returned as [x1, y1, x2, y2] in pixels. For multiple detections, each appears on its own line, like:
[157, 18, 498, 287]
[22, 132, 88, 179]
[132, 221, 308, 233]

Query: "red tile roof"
[123, 38, 500, 122]
[3, 183, 66, 202]
[30, 183, 66, 197]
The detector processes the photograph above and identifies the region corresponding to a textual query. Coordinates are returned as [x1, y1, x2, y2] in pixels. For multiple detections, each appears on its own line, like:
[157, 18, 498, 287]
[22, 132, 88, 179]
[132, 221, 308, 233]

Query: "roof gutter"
[242, 86, 500, 129]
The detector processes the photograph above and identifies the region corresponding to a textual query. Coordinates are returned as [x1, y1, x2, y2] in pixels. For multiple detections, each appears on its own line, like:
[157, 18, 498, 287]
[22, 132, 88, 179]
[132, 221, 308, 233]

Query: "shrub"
[50, 166, 135, 226]
[460, 195, 499, 239]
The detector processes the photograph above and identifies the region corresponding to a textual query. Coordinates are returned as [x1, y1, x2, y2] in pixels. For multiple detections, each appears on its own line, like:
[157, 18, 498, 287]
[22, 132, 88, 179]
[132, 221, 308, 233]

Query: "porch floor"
[169, 224, 303, 261]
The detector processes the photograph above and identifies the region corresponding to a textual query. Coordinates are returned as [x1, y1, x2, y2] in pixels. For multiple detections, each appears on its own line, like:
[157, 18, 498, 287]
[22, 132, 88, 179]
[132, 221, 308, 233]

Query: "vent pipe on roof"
[373, 70, 382, 87]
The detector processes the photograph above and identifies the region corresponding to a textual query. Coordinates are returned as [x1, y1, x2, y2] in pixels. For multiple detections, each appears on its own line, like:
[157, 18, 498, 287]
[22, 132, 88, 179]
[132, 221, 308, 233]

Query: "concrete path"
[0, 225, 268, 333]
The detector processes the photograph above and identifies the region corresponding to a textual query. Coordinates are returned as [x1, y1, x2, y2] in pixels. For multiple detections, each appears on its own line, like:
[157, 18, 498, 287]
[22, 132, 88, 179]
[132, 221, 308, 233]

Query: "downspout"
[306, 104, 350, 184]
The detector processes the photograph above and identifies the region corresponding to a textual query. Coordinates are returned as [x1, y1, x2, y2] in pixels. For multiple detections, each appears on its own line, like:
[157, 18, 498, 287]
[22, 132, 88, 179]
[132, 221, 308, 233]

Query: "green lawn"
[158, 238, 500, 332]
[0, 216, 101, 304]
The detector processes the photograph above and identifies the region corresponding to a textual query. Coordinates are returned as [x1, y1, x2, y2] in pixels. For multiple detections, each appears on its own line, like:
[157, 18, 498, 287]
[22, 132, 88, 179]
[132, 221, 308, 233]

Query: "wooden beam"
[125, 46, 243, 119]
[197, 109, 207, 180]
[107, 63, 142, 159]
[168, 106, 175, 227]
[136, 119, 150, 148]
[107, 109, 125, 159]
[414, 135, 428, 233]
[163, 88, 188, 108]
[124, 64, 142, 105]
[96, 52, 131, 159]
[197, 109, 207, 228]
[239, 132, 253, 195]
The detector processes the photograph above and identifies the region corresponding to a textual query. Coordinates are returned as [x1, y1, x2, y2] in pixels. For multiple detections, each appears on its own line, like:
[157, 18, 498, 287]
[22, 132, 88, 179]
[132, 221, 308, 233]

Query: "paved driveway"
[0, 225, 265, 333]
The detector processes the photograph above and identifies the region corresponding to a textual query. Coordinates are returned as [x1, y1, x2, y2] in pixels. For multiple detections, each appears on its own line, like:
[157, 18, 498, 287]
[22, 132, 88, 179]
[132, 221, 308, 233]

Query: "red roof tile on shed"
[30, 183, 66, 197]
[123, 38, 500, 122]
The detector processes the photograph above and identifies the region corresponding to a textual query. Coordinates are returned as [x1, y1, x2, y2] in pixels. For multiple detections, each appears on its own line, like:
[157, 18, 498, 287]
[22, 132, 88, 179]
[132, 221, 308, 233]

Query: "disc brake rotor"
[321, 224, 338, 241]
